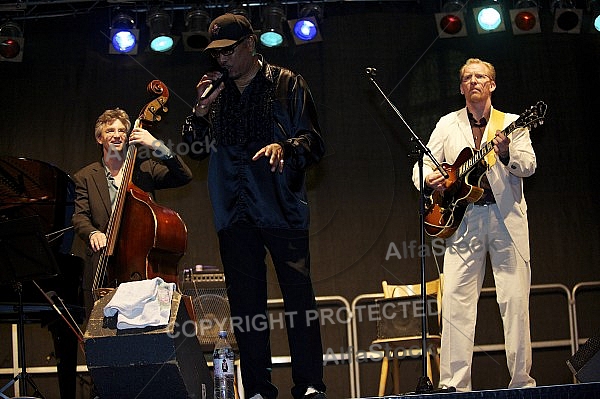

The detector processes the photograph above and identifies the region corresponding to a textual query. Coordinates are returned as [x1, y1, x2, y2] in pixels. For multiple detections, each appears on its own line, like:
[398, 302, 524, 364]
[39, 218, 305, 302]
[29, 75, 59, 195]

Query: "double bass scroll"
[92, 80, 187, 301]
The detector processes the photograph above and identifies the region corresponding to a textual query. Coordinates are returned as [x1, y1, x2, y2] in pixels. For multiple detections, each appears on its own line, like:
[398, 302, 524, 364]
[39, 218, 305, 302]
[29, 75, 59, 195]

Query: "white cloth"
[104, 277, 175, 329]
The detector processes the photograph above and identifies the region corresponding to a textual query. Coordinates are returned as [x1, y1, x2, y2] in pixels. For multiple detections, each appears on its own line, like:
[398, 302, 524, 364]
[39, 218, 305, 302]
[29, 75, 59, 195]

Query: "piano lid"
[0, 156, 75, 254]
[0, 214, 60, 284]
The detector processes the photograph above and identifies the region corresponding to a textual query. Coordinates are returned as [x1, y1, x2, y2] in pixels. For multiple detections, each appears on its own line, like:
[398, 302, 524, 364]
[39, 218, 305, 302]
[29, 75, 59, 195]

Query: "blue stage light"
[288, 4, 323, 45]
[260, 31, 284, 47]
[109, 13, 138, 55]
[591, 0, 600, 32]
[473, 4, 506, 33]
[293, 18, 318, 41]
[477, 7, 502, 30]
[111, 29, 138, 53]
[260, 5, 286, 47]
[150, 35, 174, 52]
[147, 9, 176, 52]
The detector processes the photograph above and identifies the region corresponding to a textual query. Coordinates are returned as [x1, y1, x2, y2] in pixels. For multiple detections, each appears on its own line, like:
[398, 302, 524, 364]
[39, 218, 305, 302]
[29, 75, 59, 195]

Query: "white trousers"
[438, 204, 536, 391]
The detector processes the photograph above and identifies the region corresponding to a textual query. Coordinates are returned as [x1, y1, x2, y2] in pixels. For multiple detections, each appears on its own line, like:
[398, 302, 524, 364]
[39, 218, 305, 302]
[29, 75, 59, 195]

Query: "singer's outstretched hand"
[252, 143, 285, 173]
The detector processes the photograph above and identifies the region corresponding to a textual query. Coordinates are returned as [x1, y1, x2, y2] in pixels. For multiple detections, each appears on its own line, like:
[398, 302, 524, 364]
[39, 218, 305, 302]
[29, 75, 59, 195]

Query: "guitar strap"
[485, 108, 506, 167]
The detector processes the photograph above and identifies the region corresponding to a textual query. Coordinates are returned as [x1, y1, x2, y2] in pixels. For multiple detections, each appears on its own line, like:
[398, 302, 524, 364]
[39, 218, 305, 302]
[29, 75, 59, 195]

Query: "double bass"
[92, 80, 187, 300]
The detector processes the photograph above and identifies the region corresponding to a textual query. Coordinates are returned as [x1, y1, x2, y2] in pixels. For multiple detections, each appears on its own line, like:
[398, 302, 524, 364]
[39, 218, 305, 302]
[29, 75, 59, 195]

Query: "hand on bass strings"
[128, 127, 161, 150]
[89, 231, 107, 252]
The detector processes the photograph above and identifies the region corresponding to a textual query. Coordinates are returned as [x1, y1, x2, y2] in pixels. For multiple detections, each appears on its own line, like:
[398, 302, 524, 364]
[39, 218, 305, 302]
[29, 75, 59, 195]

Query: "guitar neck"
[458, 120, 518, 179]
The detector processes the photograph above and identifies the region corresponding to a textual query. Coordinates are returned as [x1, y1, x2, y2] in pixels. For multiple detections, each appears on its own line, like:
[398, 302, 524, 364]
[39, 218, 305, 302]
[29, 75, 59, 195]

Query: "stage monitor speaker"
[180, 273, 237, 352]
[84, 290, 213, 399]
[375, 296, 439, 340]
[567, 333, 600, 383]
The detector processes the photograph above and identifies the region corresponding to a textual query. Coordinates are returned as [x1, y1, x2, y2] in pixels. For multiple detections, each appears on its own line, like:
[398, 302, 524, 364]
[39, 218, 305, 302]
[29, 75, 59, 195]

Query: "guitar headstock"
[516, 101, 547, 130]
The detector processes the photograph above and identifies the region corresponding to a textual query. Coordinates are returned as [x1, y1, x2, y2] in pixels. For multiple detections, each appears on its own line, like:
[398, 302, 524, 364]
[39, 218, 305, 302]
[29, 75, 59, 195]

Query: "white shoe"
[304, 387, 327, 399]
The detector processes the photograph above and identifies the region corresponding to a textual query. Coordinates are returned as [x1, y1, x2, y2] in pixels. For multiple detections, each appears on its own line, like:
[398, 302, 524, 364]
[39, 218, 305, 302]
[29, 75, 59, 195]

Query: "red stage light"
[440, 14, 463, 34]
[514, 10, 537, 31]
[0, 38, 21, 59]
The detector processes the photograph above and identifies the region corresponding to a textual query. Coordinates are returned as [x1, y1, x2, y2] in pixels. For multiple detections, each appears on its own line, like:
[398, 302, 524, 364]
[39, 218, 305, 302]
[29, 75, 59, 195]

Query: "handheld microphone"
[200, 69, 229, 100]
[365, 67, 377, 77]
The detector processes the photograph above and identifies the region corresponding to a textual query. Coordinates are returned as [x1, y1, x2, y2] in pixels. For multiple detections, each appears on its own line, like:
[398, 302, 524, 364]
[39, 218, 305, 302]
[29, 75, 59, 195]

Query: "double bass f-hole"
[91, 80, 173, 301]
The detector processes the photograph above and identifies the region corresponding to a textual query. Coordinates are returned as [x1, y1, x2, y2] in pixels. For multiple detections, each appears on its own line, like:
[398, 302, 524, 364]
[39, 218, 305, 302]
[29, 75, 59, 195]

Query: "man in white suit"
[412, 58, 537, 391]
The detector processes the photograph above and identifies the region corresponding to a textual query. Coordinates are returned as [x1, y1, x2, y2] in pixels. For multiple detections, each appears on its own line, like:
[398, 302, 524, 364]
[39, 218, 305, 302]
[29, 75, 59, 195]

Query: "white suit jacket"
[412, 106, 537, 261]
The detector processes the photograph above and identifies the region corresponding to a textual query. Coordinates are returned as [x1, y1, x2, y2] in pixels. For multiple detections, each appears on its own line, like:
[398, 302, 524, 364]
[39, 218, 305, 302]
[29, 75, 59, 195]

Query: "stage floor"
[361, 382, 600, 398]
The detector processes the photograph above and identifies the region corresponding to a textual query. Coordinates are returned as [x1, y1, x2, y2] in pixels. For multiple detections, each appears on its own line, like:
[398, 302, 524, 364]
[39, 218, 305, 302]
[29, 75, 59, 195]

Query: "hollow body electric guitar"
[424, 101, 547, 239]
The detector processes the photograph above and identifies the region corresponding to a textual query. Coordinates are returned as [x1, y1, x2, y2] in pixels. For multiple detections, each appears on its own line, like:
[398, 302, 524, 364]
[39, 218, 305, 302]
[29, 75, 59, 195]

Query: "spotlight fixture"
[147, 9, 176, 52]
[109, 12, 139, 55]
[0, 20, 24, 62]
[591, 0, 600, 32]
[553, 0, 583, 33]
[260, 4, 286, 47]
[510, 0, 541, 34]
[287, 3, 323, 45]
[183, 8, 211, 51]
[435, 0, 468, 38]
[227, 4, 250, 19]
[473, 2, 506, 33]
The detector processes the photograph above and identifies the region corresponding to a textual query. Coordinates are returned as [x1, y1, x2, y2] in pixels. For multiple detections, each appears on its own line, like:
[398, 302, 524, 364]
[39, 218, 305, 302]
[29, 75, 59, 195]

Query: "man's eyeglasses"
[461, 73, 490, 83]
[208, 36, 248, 59]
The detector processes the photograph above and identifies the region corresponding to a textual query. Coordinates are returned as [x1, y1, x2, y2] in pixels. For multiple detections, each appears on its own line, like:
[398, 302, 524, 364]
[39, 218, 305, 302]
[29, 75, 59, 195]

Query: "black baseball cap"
[205, 13, 254, 50]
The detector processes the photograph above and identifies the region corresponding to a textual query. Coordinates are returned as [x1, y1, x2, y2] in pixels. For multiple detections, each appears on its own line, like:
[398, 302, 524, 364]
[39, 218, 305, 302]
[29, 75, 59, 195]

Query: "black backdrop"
[1, 2, 599, 398]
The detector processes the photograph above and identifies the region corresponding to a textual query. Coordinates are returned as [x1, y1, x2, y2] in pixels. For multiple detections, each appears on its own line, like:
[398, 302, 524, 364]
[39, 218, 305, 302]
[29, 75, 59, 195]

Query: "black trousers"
[218, 226, 326, 399]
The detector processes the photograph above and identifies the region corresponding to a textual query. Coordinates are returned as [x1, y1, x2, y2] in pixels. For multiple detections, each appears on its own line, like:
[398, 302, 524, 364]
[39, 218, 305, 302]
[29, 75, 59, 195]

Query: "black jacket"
[181, 60, 325, 232]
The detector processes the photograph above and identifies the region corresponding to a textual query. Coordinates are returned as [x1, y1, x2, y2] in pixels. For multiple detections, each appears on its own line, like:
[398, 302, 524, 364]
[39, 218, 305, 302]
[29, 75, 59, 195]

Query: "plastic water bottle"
[213, 330, 235, 399]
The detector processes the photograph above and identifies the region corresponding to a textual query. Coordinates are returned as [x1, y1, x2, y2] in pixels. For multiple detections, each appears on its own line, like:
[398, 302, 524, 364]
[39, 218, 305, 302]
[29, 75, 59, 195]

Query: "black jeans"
[218, 226, 326, 399]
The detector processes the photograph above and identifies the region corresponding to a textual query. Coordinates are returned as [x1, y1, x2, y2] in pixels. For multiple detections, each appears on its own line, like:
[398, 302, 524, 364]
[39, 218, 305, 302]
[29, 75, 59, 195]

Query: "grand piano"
[0, 156, 85, 399]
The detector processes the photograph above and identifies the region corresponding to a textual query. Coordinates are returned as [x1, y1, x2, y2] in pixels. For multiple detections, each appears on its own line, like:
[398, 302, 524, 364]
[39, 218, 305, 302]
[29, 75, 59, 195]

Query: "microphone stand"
[365, 67, 454, 394]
